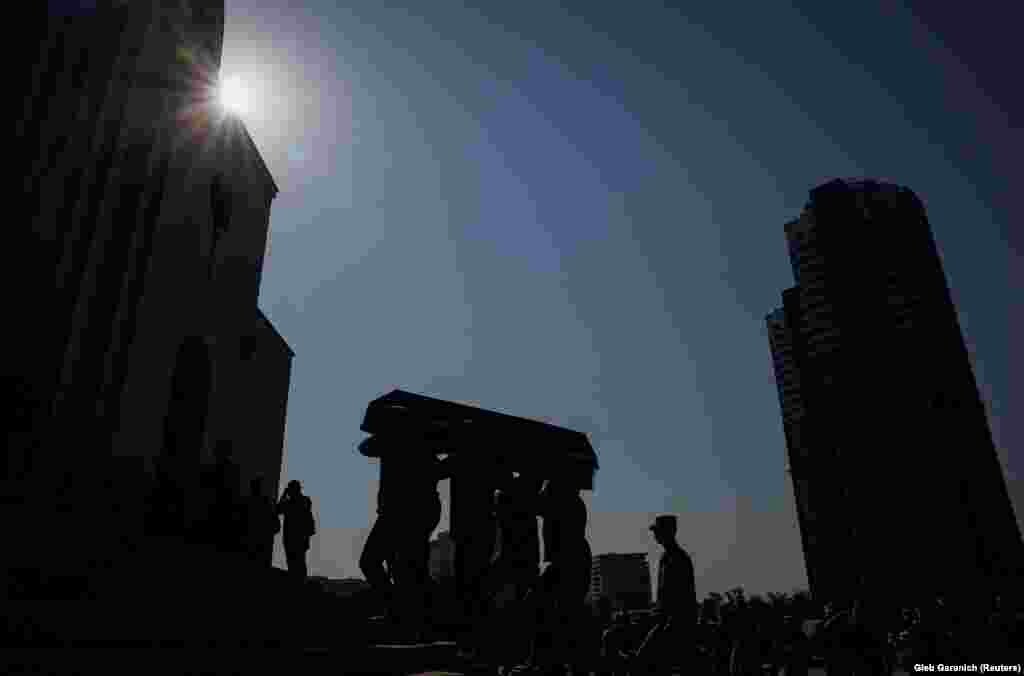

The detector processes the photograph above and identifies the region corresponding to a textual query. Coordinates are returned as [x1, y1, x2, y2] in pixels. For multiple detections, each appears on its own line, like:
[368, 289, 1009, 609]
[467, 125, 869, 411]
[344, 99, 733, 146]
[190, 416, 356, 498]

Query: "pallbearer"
[357, 389, 600, 649]
[529, 476, 592, 671]
[450, 451, 502, 655]
[358, 431, 451, 634]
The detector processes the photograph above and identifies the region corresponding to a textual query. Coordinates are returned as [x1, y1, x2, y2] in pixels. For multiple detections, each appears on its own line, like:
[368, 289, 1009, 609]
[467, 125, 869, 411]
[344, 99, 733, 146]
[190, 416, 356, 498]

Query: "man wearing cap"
[632, 514, 697, 674]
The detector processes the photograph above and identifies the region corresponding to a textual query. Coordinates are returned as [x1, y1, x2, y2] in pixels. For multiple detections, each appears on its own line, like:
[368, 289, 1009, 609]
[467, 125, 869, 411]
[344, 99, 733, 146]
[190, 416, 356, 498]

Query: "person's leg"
[412, 503, 441, 634]
[674, 626, 696, 675]
[360, 516, 393, 589]
[261, 541, 273, 567]
[405, 534, 434, 638]
[299, 538, 310, 580]
[532, 564, 563, 668]
[553, 564, 589, 671]
[633, 622, 664, 675]
[517, 568, 552, 669]
[285, 545, 300, 578]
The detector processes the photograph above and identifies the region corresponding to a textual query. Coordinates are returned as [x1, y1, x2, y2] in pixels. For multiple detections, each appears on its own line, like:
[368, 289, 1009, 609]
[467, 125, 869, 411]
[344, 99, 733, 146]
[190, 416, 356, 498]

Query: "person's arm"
[306, 497, 316, 535]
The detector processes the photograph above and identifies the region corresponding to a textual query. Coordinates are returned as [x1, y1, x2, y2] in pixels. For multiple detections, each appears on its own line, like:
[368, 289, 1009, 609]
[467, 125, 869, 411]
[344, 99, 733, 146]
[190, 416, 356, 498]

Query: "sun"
[218, 75, 249, 115]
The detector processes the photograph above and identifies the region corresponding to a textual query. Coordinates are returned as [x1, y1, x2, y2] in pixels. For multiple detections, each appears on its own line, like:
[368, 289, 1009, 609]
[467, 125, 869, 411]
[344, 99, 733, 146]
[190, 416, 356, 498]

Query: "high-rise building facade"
[766, 178, 1022, 607]
[589, 553, 652, 611]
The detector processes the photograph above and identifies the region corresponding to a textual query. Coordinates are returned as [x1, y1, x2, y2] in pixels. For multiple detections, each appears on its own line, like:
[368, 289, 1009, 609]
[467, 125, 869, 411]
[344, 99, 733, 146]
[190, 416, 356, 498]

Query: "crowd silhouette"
[588, 588, 1022, 676]
[346, 431, 1023, 674]
[141, 442, 316, 584]
[131, 433, 1023, 674]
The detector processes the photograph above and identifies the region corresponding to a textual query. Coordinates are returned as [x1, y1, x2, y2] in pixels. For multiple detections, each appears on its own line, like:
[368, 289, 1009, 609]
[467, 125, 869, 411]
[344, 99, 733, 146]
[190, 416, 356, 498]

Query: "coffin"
[358, 390, 598, 489]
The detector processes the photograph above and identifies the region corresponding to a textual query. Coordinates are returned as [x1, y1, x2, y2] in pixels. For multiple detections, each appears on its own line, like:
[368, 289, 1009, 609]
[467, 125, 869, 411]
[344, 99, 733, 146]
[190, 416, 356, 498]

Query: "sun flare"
[218, 75, 249, 115]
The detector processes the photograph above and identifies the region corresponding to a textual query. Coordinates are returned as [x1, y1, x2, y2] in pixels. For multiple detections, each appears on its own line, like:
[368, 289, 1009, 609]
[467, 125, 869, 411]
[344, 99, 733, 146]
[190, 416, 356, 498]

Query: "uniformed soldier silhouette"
[632, 514, 697, 675]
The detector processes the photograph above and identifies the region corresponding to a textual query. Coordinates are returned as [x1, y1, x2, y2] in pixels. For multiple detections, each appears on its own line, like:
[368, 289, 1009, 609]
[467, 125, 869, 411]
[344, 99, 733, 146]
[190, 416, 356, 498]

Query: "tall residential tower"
[766, 179, 1021, 607]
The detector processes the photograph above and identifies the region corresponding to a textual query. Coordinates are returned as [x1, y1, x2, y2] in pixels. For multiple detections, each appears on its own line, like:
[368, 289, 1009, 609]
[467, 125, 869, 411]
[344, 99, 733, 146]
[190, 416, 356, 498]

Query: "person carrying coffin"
[358, 433, 451, 636]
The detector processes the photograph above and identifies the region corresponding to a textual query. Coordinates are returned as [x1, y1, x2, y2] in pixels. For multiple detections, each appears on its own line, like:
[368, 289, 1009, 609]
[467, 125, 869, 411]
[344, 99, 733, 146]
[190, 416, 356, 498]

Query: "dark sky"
[219, 0, 1021, 595]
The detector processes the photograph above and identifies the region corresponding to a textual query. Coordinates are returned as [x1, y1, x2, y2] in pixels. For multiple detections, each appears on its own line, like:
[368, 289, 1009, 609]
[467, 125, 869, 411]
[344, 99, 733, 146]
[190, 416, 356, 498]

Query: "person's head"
[649, 514, 678, 547]
[286, 479, 302, 496]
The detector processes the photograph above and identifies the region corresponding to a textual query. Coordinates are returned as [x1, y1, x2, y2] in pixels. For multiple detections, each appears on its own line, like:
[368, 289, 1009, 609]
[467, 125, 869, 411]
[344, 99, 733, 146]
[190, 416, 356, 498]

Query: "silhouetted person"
[632, 514, 697, 675]
[487, 472, 542, 602]
[483, 473, 543, 670]
[528, 478, 592, 673]
[246, 476, 279, 566]
[777, 613, 811, 676]
[277, 480, 315, 581]
[357, 434, 451, 633]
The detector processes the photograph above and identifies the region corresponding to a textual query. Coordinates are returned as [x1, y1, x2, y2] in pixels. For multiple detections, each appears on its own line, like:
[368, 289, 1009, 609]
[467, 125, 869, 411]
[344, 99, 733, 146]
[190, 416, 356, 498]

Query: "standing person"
[631, 514, 698, 675]
[277, 480, 315, 581]
[528, 478, 592, 674]
[357, 434, 451, 634]
[480, 473, 542, 669]
[246, 476, 279, 567]
[487, 472, 543, 603]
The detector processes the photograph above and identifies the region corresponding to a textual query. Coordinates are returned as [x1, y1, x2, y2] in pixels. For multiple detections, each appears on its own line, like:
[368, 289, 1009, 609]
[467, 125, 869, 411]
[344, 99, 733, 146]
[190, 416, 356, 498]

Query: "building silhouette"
[9, 2, 293, 599]
[588, 552, 652, 611]
[766, 178, 1022, 607]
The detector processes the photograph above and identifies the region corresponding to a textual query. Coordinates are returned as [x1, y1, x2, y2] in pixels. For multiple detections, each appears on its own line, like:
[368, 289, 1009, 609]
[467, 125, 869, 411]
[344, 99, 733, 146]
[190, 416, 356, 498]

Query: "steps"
[4, 536, 369, 649]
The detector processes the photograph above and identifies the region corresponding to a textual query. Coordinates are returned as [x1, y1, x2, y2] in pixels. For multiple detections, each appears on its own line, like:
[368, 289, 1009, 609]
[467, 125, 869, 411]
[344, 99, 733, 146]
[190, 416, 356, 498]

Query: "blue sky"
[220, 0, 1020, 596]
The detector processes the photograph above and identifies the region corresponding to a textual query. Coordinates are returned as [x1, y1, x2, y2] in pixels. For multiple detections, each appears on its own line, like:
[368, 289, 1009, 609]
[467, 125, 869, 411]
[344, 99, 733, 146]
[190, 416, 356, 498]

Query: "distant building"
[8, 3, 293, 593]
[589, 553, 651, 611]
[765, 178, 1023, 606]
[430, 530, 456, 581]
